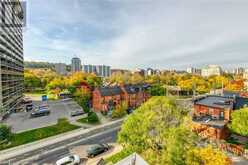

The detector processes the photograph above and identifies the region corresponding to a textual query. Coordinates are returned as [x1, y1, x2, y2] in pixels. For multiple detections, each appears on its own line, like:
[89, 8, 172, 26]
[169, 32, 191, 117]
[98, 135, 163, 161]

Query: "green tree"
[0, 124, 12, 142]
[118, 97, 197, 165]
[149, 84, 165, 96]
[112, 102, 128, 118]
[228, 108, 248, 136]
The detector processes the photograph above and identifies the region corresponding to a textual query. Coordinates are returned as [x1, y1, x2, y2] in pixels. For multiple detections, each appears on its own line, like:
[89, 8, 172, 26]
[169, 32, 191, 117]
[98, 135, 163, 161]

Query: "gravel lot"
[3, 99, 84, 133]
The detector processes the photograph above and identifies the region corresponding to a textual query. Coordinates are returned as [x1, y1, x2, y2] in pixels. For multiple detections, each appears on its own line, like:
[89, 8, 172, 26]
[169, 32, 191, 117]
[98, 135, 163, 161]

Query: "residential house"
[121, 84, 150, 108]
[92, 86, 122, 111]
[92, 84, 150, 112]
[192, 96, 234, 139]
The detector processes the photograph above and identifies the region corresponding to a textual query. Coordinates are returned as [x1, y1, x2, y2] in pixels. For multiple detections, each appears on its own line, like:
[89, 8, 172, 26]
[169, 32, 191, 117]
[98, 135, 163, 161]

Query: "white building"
[186, 67, 201, 75]
[83, 64, 111, 77]
[233, 67, 245, 75]
[201, 65, 223, 77]
[243, 69, 248, 80]
[55, 63, 67, 75]
[71, 57, 81, 72]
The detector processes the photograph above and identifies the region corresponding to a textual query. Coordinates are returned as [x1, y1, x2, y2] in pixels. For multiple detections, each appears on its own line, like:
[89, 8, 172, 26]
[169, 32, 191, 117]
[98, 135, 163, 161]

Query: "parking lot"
[3, 99, 84, 133]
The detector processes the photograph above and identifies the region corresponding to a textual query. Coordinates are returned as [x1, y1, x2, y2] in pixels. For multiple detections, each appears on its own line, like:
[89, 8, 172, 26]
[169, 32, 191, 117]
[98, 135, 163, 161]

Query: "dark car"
[26, 104, 33, 111]
[70, 110, 85, 117]
[30, 109, 50, 118]
[87, 143, 110, 158]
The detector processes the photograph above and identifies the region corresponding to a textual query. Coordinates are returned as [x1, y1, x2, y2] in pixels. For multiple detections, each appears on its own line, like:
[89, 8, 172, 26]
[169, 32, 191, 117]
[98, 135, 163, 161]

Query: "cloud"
[24, 0, 248, 69]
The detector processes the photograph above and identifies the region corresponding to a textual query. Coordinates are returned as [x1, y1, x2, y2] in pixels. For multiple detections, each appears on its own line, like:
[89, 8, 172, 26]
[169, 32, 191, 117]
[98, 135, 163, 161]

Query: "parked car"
[30, 109, 50, 118]
[87, 143, 110, 158]
[39, 104, 49, 109]
[56, 155, 80, 165]
[26, 104, 33, 111]
[70, 110, 85, 117]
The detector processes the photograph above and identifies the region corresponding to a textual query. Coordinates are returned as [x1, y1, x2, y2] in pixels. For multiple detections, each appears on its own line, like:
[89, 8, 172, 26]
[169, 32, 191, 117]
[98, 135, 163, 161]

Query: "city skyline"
[24, 0, 248, 69]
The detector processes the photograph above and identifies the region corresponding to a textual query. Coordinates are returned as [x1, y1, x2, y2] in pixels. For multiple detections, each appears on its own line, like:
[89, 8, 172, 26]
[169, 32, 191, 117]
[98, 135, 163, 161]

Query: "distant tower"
[71, 57, 81, 72]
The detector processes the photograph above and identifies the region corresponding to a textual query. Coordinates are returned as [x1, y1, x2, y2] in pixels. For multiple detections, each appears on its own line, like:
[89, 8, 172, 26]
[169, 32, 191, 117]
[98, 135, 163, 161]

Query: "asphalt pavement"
[0, 128, 119, 165]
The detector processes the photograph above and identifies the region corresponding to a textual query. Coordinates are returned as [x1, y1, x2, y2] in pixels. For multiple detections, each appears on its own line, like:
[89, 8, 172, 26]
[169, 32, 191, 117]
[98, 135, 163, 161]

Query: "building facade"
[83, 64, 111, 77]
[54, 63, 67, 75]
[0, 1, 24, 119]
[192, 96, 233, 139]
[186, 67, 201, 75]
[201, 65, 222, 77]
[71, 57, 81, 72]
[92, 84, 150, 112]
[192, 93, 248, 140]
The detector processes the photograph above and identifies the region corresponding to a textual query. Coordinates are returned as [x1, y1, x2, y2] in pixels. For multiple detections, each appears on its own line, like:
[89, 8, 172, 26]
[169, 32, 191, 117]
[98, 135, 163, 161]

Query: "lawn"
[105, 149, 133, 164]
[0, 119, 80, 151]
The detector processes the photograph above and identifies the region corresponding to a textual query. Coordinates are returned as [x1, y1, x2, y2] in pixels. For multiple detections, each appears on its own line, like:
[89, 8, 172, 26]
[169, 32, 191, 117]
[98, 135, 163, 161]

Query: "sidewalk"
[0, 118, 124, 162]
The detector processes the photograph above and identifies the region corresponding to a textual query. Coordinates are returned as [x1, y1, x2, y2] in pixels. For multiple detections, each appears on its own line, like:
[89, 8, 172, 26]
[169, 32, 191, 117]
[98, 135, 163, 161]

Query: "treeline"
[24, 61, 55, 69]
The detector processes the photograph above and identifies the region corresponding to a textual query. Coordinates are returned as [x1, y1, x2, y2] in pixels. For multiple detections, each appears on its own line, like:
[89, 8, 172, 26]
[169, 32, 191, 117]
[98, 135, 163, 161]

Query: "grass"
[0, 120, 80, 151]
[105, 149, 133, 164]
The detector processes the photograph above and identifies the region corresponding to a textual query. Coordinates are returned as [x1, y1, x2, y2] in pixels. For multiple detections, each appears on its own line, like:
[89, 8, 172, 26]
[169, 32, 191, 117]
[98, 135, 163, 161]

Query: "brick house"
[121, 84, 150, 108]
[93, 86, 123, 111]
[92, 84, 150, 112]
[192, 96, 234, 140]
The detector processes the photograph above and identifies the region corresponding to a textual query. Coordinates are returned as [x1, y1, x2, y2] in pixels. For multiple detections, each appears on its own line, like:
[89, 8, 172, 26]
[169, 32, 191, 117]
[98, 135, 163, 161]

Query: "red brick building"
[92, 84, 150, 112]
[192, 96, 234, 140]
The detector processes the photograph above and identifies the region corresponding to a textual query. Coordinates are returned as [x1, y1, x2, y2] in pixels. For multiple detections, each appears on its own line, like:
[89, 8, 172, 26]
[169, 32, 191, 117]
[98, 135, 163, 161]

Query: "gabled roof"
[123, 84, 150, 94]
[194, 96, 233, 109]
[98, 86, 122, 96]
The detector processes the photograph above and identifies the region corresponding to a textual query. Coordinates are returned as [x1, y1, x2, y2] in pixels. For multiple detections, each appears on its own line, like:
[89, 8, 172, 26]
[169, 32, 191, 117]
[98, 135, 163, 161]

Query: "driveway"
[3, 99, 84, 133]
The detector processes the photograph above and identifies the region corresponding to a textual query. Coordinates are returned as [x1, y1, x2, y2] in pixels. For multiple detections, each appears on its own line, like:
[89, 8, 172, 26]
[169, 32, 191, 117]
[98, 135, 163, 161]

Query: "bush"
[88, 112, 99, 123]
[0, 124, 12, 142]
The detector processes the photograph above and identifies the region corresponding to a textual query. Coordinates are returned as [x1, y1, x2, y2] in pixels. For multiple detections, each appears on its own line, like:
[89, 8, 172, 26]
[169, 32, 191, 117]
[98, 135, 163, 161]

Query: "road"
[0, 128, 119, 165]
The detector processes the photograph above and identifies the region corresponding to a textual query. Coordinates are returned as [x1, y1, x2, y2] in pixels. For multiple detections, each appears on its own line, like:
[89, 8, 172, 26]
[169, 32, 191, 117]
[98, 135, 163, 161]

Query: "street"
[0, 128, 119, 165]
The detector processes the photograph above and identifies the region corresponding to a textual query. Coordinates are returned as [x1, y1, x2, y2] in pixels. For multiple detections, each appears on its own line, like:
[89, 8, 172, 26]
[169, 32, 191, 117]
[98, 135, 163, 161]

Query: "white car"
[56, 155, 80, 165]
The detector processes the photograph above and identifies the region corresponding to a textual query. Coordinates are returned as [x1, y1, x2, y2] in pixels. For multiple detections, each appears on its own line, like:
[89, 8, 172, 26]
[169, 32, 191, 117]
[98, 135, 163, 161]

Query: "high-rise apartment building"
[83, 64, 111, 77]
[186, 67, 201, 75]
[0, 1, 24, 119]
[71, 57, 81, 72]
[201, 65, 222, 77]
[54, 63, 67, 75]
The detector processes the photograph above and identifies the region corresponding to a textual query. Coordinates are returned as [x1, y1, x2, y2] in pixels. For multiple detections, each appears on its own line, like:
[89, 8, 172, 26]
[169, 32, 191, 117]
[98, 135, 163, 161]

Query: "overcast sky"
[24, 0, 248, 70]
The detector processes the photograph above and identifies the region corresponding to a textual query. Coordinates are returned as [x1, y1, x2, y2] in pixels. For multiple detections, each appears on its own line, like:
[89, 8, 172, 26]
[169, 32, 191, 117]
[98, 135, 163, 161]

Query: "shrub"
[88, 112, 99, 123]
[57, 118, 70, 126]
[0, 124, 12, 142]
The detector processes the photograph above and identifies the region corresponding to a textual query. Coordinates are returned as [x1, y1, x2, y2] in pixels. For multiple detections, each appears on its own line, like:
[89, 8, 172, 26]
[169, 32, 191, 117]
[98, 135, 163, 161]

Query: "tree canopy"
[228, 108, 248, 136]
[117, 96, 230, 165]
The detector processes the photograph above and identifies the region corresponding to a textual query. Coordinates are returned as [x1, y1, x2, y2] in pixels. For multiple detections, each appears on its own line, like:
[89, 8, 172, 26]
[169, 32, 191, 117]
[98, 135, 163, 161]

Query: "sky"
[24, 0, 248, 70]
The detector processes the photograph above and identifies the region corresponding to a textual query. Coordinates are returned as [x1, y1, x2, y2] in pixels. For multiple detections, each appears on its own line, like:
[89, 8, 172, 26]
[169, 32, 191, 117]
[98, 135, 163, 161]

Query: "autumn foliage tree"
[228, 108, 248, 136]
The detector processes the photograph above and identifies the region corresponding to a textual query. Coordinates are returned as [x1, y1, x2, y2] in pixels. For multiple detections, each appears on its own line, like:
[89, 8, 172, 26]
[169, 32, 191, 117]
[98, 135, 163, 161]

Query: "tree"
[0, 124, 12, 142]
[118, 97, 197, 165]
[186, 145, 231, 165]
[228, 108, 248, 136]
[112, 102, 128, 118]
[148, 84, 165, 96]
[87, 112, 99, 123]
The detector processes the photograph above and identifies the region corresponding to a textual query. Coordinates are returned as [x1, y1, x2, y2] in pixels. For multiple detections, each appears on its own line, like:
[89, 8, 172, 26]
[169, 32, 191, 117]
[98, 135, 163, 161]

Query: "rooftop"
[194, 96, 233, 109]
[192, 116, 227, 129]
